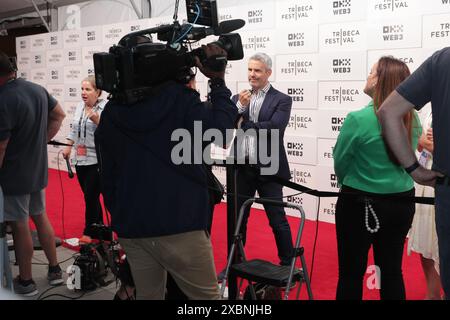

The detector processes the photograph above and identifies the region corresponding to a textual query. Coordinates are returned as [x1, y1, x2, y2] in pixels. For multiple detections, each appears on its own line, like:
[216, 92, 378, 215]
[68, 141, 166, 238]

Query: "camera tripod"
[0, 187, 13, 292]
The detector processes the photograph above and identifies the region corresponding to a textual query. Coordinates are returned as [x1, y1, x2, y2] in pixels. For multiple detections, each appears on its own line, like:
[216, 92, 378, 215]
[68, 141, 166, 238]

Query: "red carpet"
[45, 169, 427, 300]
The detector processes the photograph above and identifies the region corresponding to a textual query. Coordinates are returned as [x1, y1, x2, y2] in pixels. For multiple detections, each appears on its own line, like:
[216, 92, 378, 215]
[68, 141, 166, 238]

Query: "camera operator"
[95, 44, 237, 300]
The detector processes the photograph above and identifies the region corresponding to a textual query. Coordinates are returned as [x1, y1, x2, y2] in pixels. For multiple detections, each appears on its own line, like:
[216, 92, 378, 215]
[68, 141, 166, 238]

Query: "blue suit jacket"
[232, 86, 292, 180]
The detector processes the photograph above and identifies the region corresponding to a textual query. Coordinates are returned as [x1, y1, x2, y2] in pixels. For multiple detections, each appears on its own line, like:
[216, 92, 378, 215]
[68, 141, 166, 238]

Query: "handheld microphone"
[65, 158, 74, 179]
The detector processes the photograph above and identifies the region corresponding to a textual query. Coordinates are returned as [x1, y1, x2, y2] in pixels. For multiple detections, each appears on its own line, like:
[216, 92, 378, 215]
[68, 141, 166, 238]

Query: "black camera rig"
[71, 224, 121, 291]
[93, 0, 245, 104]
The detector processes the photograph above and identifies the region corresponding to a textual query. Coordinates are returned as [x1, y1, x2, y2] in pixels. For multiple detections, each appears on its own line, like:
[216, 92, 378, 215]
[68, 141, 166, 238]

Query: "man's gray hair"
[249, 53, 272, 70]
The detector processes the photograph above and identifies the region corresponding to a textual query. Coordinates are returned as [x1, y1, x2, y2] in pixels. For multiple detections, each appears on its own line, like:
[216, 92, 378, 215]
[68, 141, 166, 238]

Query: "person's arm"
[62, 139, 74, 160]
[241, 95, 292, 131]
[0, 138, 9, 168]
[47, 103, 65, 141]
[378, 91, 440, 186]
[333, 113, 359, 185]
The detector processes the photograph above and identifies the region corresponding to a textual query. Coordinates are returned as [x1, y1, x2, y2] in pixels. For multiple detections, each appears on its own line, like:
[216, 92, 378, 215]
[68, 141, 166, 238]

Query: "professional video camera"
[93, 0, 245, 104]
[71, 224, 120, 291]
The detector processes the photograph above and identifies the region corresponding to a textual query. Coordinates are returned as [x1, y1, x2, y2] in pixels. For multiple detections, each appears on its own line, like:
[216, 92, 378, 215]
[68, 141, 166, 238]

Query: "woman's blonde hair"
[82, 75, 102, 96]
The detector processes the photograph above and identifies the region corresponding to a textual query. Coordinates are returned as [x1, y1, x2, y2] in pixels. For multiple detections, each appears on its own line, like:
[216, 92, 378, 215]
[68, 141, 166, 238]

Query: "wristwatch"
[404, 161, 420, 174]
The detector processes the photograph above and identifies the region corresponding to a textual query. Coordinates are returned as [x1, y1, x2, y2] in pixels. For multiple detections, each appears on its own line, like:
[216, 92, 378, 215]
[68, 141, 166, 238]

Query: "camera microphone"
[65, 157, 74, 179]
[186, 19, 245, 41]
[217, 19, 246, 34]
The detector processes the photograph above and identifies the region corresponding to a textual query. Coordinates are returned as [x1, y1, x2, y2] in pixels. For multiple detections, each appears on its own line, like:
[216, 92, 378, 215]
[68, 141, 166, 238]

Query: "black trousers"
[335, 185, 415, 300]
[75, 164, 104, 237]
[236, 167, 294, 266]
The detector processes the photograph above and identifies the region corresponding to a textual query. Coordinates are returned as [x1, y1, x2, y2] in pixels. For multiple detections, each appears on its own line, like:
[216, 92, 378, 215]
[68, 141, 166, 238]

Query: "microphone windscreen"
[218, 19, 245, 34]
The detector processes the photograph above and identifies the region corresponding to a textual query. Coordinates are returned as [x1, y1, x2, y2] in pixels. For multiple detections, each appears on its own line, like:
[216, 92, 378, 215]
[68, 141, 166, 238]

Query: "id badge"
[418, 151, 430, 167]
[76, 144, 87, 161]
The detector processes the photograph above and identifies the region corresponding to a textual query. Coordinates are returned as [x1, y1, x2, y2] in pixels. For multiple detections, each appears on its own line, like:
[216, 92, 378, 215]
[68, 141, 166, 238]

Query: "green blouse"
[333, 101, 422, 194]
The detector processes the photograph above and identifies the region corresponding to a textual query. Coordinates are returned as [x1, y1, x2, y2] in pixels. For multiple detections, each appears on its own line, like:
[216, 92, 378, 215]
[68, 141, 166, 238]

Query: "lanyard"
[78, 102, 99, 140]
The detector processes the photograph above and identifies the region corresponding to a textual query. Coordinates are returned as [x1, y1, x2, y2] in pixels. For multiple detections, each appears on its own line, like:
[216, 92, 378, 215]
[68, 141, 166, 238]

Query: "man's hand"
[411, 166, 443, 187]
[195, 44, 227, 79]
[238, 90, 252, 108]
[426, 128, 433, 143]
[87, 110, 100, 125]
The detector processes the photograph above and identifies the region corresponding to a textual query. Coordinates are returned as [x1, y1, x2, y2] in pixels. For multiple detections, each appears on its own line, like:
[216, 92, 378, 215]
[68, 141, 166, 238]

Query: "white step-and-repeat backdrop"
[15, 0, 450, 223]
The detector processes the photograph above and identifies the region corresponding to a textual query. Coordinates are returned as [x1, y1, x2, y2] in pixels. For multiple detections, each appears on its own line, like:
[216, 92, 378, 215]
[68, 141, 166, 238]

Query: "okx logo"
[332, 59, 351, 74]
[287, 88, 304, 102]
[382, 24, 404, 41]
[333, 0, 351, 15]
[331, 116, 346, 132]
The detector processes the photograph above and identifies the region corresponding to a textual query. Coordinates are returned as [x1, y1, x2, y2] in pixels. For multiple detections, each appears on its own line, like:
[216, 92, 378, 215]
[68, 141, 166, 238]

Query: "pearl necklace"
[365, 199, 380, 233]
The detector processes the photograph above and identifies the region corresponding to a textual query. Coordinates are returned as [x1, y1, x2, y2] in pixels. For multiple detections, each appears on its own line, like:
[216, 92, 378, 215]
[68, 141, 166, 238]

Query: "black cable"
[56, 151, 68, 243]
[308, 197, 321, 284]
[39, 292, 86, 300]
[31, 253, 78, 266]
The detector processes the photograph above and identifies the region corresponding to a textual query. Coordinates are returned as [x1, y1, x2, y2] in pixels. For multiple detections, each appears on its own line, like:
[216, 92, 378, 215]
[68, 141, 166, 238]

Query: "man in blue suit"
[230, 52, 294, 269]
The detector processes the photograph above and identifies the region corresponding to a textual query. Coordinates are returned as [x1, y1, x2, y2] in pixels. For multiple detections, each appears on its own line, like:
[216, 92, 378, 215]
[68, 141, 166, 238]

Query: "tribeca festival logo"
[382, 24, 404, 41]
[220, 13, 233, 21]
[331, 116, 346, 132]
[430, 22, 450, 39]
[287, 32, 305, 48]
[32, 38, 45, 50]
[243, 35, 270, 52]
[247, 9, 263, 24]
[332, 59, 351, 74]
[48, 52, 63, 64]
[280, 3, 314, 21]
[324, 86, 360, 104]
[288, 114, 312, 131]
[374, 0, 409, 11]
[280, 59, 314, 76]
[322, 202, 336, 216]
[332, 0, 352, 15]
[324, 29, 360, 46]
[171, 122, 280, 175]
[33, 71, 46, 82]
[291, 168, 312, 184]
[287, 87, 305, 103]
[49, 87, 64, 99]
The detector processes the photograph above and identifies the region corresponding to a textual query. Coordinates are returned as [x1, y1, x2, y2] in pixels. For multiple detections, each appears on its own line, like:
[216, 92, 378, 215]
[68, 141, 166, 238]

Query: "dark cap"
[0, 51, 16, 77]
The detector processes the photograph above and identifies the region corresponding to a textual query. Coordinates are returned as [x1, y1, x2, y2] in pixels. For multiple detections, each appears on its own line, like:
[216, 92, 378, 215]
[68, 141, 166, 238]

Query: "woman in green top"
[333, 56, 421, 300]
